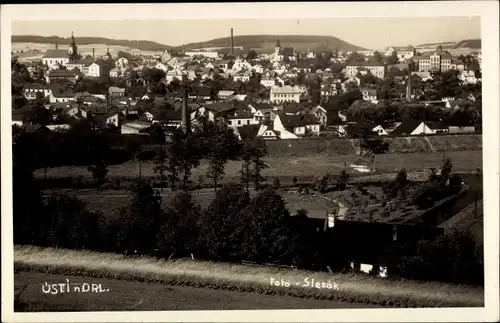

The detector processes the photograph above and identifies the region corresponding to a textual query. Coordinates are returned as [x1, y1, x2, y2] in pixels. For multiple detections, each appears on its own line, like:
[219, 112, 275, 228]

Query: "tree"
[157, 192, 202, 258]
[246, 50, 257, 60]
[238, 188, 292, 263]
[240, 141, 253, 192]
[125, 138, 141, 162]
[433, 69, 462, 99]
[200, 184, 250, 261]
[441, 158, 453, 184]
[372, 51, 383, 63]
[338, 169, 349, 190]
[206, 134, 228, 192]
[116, 180, 163, 253]
[43, 193, 101, 250]
[346, 52, 365, 64]
[87, 161, 109, 185]
[13, 166, 45, 245]
[386, 51, 399, 65]
[154, 148, 168, 189]
[250, 139, 269, 190]
[168, 129, 202, 190]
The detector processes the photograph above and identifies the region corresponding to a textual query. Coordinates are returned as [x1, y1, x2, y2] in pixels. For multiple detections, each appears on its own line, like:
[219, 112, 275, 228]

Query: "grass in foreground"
[15, 271, 376, 311]
[14, 246, 484, 308]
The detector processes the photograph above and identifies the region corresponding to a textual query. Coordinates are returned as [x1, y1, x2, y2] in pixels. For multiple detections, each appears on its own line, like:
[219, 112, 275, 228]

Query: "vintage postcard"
[1, 2, 499, 322]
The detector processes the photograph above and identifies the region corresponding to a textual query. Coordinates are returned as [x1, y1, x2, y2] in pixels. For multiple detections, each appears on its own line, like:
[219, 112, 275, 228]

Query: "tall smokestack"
[92, 48, 95, 60]
[406, 62, 412, 102]
[231, 28, 234, 55]
[181, 86, 190, 134]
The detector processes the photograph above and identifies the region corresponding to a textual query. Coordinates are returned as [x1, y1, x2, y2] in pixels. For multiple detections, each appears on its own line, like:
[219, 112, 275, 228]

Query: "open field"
[14, 246, 484, 308]
[34, 150, 483, 185]
[16, 271, 375, 311]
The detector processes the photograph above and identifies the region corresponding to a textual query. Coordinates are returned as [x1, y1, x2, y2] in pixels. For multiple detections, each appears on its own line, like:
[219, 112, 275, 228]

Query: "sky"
[12, 17, 481, 51]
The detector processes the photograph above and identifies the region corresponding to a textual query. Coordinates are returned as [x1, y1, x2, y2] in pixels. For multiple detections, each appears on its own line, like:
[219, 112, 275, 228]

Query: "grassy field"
[14, 246, 484, 308]
[34, 150, 483, 184]
[16, 271, 375, 311]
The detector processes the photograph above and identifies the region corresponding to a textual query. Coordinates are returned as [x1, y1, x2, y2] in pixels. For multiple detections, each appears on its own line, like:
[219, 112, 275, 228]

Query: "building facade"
[270, 85, 302, 103]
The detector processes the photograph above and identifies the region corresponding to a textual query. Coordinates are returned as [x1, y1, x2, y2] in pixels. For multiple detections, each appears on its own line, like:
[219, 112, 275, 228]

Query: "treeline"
[13, 165, 483, 285]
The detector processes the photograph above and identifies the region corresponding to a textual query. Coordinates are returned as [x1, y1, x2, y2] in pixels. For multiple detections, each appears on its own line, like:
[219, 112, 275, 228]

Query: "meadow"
[14, 246, 484, 308]
[34, 150, 483, 185]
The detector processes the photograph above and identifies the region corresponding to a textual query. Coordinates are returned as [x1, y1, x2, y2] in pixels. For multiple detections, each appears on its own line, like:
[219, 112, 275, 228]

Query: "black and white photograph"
[2, 2, 499, 322]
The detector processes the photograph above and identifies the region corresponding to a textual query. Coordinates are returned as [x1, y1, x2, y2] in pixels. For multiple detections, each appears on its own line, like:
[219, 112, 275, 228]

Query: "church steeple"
[275, 37, 281, 55]
[106, 46, 112, 61]
[68, 31, 79, 61]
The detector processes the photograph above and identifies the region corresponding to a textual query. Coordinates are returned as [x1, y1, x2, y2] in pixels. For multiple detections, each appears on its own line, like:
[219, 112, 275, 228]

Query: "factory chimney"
[92, 48, 95, 60]
[231, 28, 234, 55]
[181, 85, 190, 134]
[406, 62, 412, 102]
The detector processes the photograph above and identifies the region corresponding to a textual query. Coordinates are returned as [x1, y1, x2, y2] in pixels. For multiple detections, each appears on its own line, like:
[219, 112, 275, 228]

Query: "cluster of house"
[14, 34, 481, 140]
[22, 34, 481, 94]
[13, 75, 478, 142]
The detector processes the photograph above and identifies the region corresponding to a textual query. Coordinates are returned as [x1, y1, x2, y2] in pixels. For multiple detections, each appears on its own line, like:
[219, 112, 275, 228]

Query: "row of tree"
[13, 162, 483, 285]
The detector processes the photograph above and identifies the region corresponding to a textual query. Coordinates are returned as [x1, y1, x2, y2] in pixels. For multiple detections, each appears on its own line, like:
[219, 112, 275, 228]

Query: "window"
[238, 120, 241, 125]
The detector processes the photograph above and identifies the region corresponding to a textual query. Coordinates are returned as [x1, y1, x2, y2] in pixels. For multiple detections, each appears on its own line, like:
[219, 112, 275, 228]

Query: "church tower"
[275, 37, 281, 55]
[68, 31, 79, 61]
[105, 46, 112, 61]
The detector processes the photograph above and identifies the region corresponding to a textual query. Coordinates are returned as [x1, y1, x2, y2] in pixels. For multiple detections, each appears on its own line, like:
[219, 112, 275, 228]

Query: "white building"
[273, 113, 320, 139]
[270, 85, 302, 103]
[414, 47, 453, 72]
[344, 63, 386, 79]
[384, 46, 417, 61]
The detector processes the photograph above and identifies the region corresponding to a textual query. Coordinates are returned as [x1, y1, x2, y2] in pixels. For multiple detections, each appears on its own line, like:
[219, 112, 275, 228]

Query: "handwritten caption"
[270, 277, 340, 290]
[41, 279, 110, 295]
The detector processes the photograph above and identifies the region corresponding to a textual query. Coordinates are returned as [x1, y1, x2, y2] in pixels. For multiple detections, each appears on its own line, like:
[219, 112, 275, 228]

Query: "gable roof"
[278, 113, 319, 128]
[237, 124, 261, 140]
[23, 83, 48, 90]
[48, 69, 77, 77]
[203, 102, 236, 113]
[390, 119, 422, 136]
[43, 49, 69, 59]
[426, 121, 448, 130]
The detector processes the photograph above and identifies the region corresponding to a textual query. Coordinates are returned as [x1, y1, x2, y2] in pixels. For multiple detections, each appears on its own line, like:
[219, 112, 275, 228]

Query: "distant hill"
[180, 35, 366, 53]
[416, 39, 481, 49]
[11, 35, 172, 52]
[12, 34, 365, 54]
[452, 39, 481, 49]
